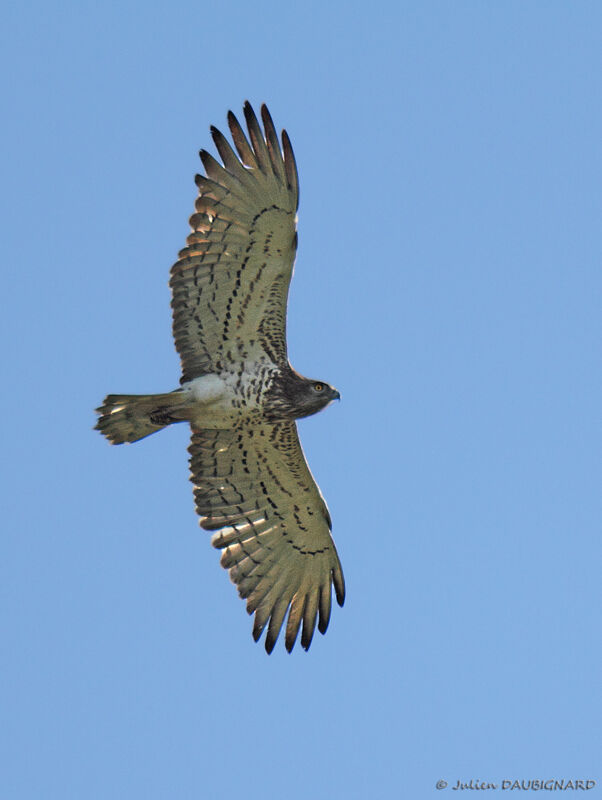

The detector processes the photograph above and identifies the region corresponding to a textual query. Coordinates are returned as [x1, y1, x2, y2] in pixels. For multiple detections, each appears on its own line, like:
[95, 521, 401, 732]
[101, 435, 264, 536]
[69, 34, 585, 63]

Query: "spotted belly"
[181, 367, 276, 427]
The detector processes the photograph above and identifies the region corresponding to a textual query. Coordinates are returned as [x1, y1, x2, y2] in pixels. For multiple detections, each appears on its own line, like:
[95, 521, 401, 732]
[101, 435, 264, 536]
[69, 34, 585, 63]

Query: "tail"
[95, 391, 187, 444]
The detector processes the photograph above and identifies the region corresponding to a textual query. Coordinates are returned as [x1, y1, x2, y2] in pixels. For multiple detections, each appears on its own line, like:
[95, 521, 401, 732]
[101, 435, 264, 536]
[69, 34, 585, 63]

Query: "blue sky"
[2, 2, 601, 798]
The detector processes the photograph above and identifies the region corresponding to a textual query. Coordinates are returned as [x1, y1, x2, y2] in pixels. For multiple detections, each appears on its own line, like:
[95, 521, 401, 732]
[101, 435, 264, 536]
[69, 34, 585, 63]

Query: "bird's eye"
[314, 383, 324, 392]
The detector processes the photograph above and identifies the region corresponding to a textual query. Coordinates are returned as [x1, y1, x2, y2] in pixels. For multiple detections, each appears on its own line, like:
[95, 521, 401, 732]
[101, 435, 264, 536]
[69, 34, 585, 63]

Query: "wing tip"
[286, 630, 303, 652]
[334, 569, 346, 607]
[260, 102, 275, 128]
[317, 617, 329, 635]
[265, 632, 278, 654]
[243, 100, 255, 121]
[300, 629, 314, 651]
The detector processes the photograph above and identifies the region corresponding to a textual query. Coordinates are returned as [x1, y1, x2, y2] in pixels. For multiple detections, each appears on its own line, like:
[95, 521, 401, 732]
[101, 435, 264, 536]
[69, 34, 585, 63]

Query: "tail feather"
[95, 391, 186, 444]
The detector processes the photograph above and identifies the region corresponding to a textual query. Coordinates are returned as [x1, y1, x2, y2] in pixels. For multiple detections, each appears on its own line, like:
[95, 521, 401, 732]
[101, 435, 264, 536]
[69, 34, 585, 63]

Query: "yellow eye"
[314, 383, 324, 392]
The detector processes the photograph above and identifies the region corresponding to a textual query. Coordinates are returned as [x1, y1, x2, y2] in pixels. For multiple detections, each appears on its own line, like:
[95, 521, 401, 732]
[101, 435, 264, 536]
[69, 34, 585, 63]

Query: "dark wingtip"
[243, 101, 259, 125]
[252, 611, 267, 645]
[198, 149, 211, 168]
[260, 103, 274, 126]
[209, 125, 225, 146]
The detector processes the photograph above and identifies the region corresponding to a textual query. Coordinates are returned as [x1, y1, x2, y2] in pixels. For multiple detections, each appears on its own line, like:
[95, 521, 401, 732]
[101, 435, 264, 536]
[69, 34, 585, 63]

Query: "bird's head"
[295, 378, 341, 418]
[265, 371, 340, 421]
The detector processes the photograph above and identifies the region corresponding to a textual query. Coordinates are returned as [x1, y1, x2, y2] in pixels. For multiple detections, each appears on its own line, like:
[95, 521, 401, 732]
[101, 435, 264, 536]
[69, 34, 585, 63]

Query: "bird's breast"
[183, 365, 279, 426]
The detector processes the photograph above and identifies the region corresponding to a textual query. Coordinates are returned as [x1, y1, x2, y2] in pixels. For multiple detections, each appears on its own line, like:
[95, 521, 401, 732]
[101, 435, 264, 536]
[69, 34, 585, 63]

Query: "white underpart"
[183, 374, 227, 404]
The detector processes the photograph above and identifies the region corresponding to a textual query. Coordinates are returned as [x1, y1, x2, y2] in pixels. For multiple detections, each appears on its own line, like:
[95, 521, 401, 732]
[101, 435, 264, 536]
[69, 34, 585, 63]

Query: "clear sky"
[2, 2, 601, 798]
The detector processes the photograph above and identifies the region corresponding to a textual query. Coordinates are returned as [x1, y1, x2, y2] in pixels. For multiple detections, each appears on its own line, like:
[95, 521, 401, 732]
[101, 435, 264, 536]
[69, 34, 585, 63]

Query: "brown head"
[265, 370, 340, 422]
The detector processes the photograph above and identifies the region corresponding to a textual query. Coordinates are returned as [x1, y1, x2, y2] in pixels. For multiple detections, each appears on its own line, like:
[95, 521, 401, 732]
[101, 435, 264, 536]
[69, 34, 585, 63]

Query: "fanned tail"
[95, 391, 186, 444]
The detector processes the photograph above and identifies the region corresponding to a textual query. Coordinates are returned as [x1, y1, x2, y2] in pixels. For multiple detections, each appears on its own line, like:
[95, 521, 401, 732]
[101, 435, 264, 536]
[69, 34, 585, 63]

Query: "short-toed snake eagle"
[96, 102, 344, 653]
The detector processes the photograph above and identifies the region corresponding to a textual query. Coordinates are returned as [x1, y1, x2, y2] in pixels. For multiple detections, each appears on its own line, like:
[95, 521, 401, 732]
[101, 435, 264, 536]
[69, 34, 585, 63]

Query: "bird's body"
[96, 102, 344, 653]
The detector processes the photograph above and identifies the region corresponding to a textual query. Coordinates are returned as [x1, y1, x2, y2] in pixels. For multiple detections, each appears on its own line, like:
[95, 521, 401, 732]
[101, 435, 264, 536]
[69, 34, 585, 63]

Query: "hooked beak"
[332, 389, 341, 401]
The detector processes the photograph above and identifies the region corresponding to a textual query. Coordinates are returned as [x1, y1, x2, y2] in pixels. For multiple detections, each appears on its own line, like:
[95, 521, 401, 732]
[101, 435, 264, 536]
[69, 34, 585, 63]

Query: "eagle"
[96, 102, 345, 653]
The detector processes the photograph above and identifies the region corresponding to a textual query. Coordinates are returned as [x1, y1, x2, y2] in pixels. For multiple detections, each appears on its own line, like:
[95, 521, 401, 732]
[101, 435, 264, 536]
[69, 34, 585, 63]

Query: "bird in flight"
[96, 102, 344, 653]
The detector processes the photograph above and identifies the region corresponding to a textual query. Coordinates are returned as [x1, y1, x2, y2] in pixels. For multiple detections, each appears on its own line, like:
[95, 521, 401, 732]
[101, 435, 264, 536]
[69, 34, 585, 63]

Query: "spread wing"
[170, 102, 299, 382]
[189, 422, 345, 653]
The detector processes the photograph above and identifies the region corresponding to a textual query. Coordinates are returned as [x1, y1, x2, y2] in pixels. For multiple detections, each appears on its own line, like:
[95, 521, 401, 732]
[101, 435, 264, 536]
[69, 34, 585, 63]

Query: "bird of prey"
[96, 102, 344, 653]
